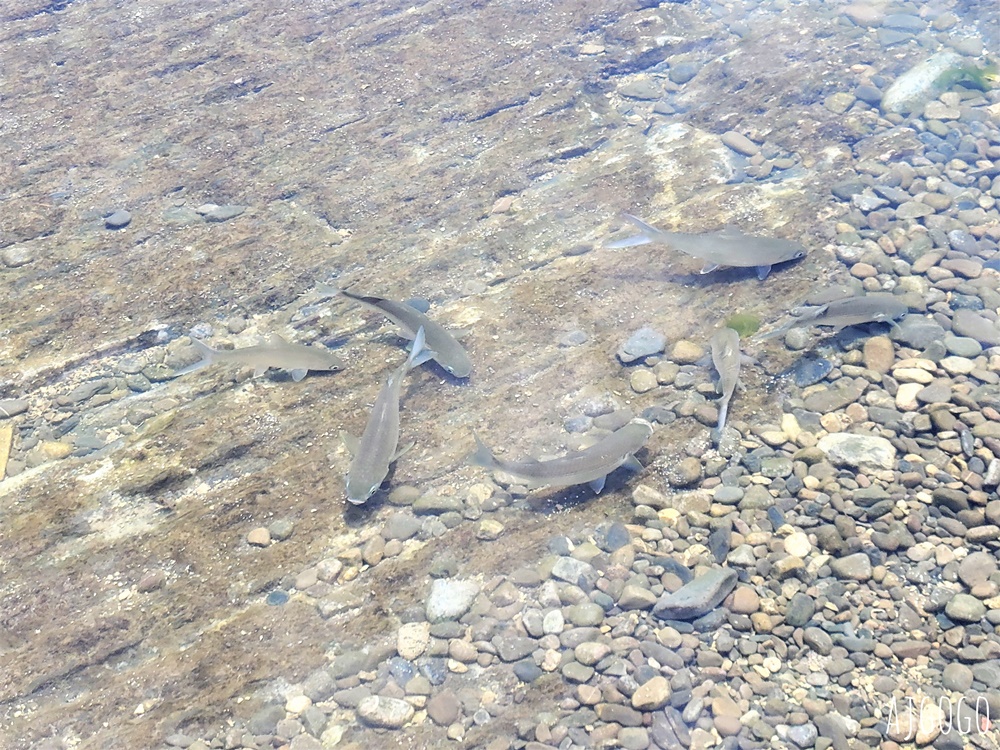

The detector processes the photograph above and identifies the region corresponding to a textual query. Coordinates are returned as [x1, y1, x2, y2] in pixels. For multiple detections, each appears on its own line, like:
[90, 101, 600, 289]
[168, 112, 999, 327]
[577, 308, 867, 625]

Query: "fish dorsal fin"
[700, 262, 720, 275]
[589, 475, 607, 494]
[341, 431, 360, 455]
[718, 225, 745, 239]
[267, 333, 288, 346]
[290, 368, 308, 382]
[755, 265, 772, 280]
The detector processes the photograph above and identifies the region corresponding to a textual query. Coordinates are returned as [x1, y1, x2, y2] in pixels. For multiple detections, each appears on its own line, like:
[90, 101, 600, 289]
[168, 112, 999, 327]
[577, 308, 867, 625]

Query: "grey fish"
[176, 334, 343, 382]
[710, 327, 742, 434]
[470, 419, 653, 494]
[758, 292, 909, 340]
[607, 214, 807, 279]
[332, 286, 472, 378]
[343, 327, 434, 504]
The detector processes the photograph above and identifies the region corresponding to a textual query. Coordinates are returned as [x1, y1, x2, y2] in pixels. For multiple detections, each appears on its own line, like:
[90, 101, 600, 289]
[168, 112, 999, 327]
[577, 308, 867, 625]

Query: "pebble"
[247, 527, 271, 546]
[730, 586, 759, 614]
[630, 369, 658, 393]
[945, 593, 986, 622]
[0, 399, 28, 418]
[397, 621, 430, 660]
[829, 553, 872, 581]
[670, 339, 704, 364]
[105, 209, 132, 229]
[653, 567, 737, 620]
[425, 579, 480, 623]
[356, 695, 414, 729]
[1, 245, 33, 267]
[783, 531, 811, 557]
[721, 131, 759, 156]
[619, 327, 666, 363]
[816, 433, 895, 470]
[631, 676, 670, 711]
[426, 689, 461, 725]
[669, 61, 700, 85]
[200, 204, 247, 222]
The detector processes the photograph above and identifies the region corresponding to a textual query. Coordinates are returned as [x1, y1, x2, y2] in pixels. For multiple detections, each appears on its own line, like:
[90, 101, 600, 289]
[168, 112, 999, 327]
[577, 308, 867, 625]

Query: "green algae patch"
[725, 313, 761, 338]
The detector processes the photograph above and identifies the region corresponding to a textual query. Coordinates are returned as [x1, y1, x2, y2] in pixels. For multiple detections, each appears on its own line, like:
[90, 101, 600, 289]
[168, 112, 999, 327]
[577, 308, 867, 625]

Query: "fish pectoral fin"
[290, 368, 308, 382]
[620, 455, 643, 473]
[755, 265, 772, 280]
[341, 432, 360, 455]
[392, 441, 415, 461]
[699, 262, 720, 275]
[588, 475, 607, 494]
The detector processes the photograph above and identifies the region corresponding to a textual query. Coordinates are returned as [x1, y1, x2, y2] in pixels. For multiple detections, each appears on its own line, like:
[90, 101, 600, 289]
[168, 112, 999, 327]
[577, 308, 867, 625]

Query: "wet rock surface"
[1, 0, 1000, 749]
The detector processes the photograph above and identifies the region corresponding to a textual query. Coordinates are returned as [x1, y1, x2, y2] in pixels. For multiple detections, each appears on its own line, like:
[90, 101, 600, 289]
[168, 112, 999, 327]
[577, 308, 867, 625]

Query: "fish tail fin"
[173, 337, 216, 376]
[405, 326, 436, 370]
[717, 398, 730, 433]
[469, 431, 497, 469]
[605, 213, 661, 249]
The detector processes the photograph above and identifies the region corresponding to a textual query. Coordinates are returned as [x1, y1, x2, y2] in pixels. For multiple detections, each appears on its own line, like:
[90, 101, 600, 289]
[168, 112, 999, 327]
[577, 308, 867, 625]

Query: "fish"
[710, 327, 742, 435]
[343, 326, 435, 504]
[175, 334, 344, 381]
[758, 292, 909, 340]
[606, 213, 807, 279]
[330, 286, 472, 378]
[470, 419, 653, 494]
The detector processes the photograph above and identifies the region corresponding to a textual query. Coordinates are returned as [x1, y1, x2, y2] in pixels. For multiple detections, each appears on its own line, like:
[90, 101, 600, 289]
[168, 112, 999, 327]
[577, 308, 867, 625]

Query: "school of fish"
[176, 212, 911, 503]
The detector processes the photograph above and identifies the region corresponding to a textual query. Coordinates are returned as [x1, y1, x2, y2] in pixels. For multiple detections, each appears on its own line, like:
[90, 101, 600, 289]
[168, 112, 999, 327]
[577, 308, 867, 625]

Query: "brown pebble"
[137, 569, 167, 592]
[731, 586, 760, 614]
[247, 527, 271, 546]
[863, 336, 895, 374]
[850, 262, 877, 279]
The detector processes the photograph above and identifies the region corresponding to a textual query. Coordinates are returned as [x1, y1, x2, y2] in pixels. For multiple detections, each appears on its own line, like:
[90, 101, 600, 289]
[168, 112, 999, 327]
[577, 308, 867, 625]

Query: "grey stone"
[945, 593, 986, 622]
[203, 204, 247, 222]
[494, 634, 537, 662]
[551, 556, 598, 588]
[105, 209, 132, 229]
[830, 553, 872, 581]
[803, 627, 834, 655]
[943, 334, 982, 358]
[952, 309, 1000, 346]
[425, 578, 480, 623]
[383, 513, 422, 541]
[1, 245, 33, 267]
[817, 433, 895, 470]
[248, 704, 285, 735]
[653, 567, 737, 620]
[943, 663, 974, 692]
[891, 315, 946, 348]
[619, 80, 662, 100]
[959, 552, 997, 588]
[785, 723, 819, 748]
[785, 593, 815, 626]
[619, 326, 667, 363]
[0, 399, 29, 418]
[565, 601, 605, 626]
[356, 695, 414, 729]
[669, 61, 700, 85]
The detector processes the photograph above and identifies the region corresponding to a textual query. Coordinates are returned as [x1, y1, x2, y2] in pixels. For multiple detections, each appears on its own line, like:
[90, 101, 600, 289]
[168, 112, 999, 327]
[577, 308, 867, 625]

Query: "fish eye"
[795, 251, 806, 259]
